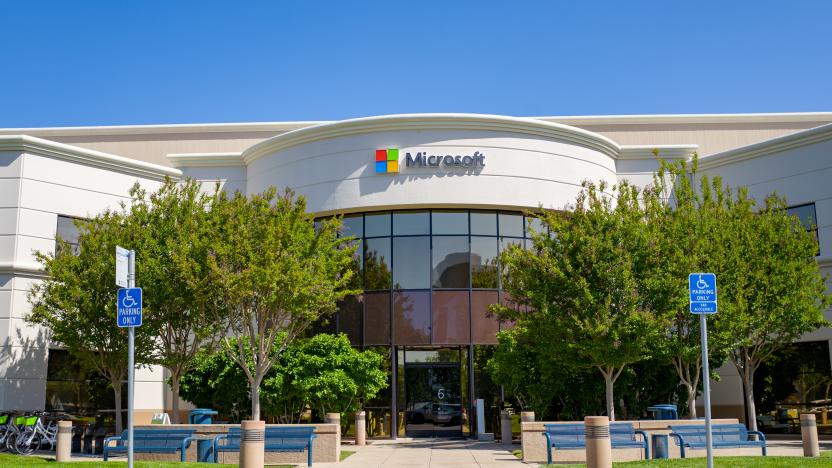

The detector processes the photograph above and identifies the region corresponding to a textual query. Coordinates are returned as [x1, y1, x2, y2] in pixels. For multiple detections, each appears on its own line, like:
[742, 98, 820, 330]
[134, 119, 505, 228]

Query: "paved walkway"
[320, 439, 532, 468]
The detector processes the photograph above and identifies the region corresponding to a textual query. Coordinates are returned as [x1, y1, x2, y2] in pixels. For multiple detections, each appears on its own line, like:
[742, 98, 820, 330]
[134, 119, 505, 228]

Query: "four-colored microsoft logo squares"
[375, 148, 399, 173]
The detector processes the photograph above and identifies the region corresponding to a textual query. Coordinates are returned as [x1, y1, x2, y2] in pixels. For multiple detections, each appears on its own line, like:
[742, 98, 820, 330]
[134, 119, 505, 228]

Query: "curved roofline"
[240, 113, 623, 164]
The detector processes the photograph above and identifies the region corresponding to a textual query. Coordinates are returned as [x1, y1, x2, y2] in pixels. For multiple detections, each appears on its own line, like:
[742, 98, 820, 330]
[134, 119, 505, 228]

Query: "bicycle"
[8, 412, 59, 455]
[0, 414, 14, 452]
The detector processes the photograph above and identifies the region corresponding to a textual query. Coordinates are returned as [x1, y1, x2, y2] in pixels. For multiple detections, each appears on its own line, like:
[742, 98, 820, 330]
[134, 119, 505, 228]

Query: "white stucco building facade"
[0, 112, 829, 431]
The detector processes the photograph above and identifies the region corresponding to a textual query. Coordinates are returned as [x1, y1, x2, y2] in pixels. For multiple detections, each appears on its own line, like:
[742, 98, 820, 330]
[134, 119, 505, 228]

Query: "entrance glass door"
[404, 351, 463, 437]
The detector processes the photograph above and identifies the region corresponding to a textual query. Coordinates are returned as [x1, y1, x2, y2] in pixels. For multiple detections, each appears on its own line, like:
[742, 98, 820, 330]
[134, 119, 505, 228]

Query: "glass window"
[471, 236, 499, 289]
[498, 212, 524, 237]
[365, 238, 391, 290]
[341, 214, 363, 238]
[56, 215, 82, 255]
[393, 291, 430, 345]
[364, 292, 391, 345]
[499, 291, 521, 330]
[525, 216, 546, 238]
[471, 291, 499, 344]
[432, 211, 468, 235]
[337, 295, 362, 345]
[365, 212, 391, 237]
[431, 291, 470, 344]
[470, 211, 497, 236]
[393, 236, 430, 289]
[432, 236, 470, 288]
[788, 203, 819, 255]
[393, 211, 430, 236]
[346, 239, 363, 289]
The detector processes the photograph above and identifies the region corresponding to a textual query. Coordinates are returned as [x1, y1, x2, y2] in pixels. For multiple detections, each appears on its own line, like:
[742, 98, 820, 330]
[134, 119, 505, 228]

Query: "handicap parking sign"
[689, 273, 717, 314]
[117, 287, 143, 327]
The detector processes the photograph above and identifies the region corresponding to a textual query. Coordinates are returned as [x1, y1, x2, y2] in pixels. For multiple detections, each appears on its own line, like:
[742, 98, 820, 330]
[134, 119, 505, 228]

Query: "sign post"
[689, 273, 717, 468]
[116, 248, 141, 468]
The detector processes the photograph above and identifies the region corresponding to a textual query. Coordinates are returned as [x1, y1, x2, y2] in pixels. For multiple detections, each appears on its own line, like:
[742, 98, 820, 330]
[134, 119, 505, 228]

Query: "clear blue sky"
[1, 1, 830, 127]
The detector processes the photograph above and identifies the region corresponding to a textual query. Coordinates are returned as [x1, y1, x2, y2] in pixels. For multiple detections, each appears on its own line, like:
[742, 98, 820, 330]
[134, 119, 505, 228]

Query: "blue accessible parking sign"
[117, 287, 143, 327]
[689, 273, 717, 314]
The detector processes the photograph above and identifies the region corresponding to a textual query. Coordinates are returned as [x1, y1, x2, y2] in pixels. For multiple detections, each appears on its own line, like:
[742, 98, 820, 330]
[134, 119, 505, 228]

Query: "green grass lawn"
[540, 451, 832, 467]
[0, 452, 293, 467]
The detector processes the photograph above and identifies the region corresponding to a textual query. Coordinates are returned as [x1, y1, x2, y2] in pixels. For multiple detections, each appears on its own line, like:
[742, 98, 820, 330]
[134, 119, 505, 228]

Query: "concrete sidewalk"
[321, 439, 533, 468]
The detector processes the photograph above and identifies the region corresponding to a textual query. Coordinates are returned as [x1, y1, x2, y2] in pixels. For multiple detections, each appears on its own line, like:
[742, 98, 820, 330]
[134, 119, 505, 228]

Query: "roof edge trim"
[698, 123, 832, 170]
[168, 152, 245, 168]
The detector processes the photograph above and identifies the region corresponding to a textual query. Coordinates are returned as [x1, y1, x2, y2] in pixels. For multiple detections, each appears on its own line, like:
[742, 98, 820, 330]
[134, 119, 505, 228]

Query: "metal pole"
[700, 313, 713, 468]
[127, 250, 136, 468]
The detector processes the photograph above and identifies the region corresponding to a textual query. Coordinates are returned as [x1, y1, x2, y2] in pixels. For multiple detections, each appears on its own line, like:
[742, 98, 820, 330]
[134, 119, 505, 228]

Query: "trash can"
[82, 427, 94, 454]
[647, 404, 678, 420]
[652, 433, 669, 459]
[188, 408, 218, 425]
[197, 439, 213, 462]
[71, 427, 82, 453]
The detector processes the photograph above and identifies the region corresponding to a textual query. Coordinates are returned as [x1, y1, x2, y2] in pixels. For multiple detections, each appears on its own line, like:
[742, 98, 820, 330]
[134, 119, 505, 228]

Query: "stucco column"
[239, 420, 265, 468]
[801, 413, 820, 457]
[56, 420, 72, 462]
[500, 410, 513, 444]
[585, 416, 612, 468]
[355, 411, 366, 446]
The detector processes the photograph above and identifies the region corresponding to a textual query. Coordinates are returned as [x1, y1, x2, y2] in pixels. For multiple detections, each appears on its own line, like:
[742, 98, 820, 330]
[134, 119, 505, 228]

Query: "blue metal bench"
[542, 422, 649, 464]
[213, 426, 317, 465]
[669, 423, 766, 458]
[103, 428, 198, 462]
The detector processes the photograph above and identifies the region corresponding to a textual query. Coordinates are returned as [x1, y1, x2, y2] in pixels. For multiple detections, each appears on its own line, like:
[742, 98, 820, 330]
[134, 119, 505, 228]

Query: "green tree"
[494, 180, 665, 420]
[208, 189, 359, 420]
[127, 179, 228, 423]
[28, 214, 156, 433]
[178, 346, 251, 422]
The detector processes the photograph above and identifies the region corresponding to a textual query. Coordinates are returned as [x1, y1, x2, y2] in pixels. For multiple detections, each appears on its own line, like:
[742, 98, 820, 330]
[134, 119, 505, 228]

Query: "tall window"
[787, 203, 819, 255]
[55, 215, 82, 255]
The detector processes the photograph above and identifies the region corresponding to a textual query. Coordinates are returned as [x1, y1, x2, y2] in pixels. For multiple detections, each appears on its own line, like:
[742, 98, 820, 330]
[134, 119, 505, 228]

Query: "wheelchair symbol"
[121, 290, 138, 308]
[696, 275, 709, 290]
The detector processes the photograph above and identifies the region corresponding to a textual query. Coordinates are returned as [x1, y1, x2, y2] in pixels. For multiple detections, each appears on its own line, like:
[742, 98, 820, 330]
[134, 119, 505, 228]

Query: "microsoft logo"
[375, 148, 399, 174]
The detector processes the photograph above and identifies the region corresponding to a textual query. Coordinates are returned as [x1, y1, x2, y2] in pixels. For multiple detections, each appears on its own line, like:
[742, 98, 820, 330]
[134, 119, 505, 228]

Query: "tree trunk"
[113, 385, 123, 434]
[170, 373, 181, 424]
[602, 369, 616, 421]
[250, 381, 261, 421]
[743, 369, 758, 432]
[686, 383, 698, 419]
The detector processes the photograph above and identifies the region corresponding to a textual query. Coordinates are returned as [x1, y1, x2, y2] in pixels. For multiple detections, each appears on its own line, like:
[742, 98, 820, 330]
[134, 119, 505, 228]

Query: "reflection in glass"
[393, 211, 430, 236]
[499, 291, 521, 330]
[341, 214, 364, 238]
[365, 238, 391, 290]
[470, 236, 498, 289]
[432, 291, 470, 344]
[394, 291, 430, 344]
[337, 295, 362, 345]
[471, 291, 499, 344]
[364, 292, 391, 345]
[470, 211, 497, 235]
[525, 216, 546, 237]
[346, 239, 363, 289]
[432, 236, 470, 288]
[365, 212, 391, 237]
[499, 212, 524, 237]
[393, 237, 430, 289]
[432, 211, 468, 235]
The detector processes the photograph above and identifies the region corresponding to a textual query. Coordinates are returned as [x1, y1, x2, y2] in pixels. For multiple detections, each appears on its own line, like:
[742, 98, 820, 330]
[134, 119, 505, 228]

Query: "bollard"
[800, 413, 820, 457]
[822, 408, 828, 425]
[56, 421, 72, 462]
[355, 411, 366, 446]
[239, 420, 265, 468]
[500, 410, 513, 444]
[520, 411, 535, 423]
[585, 416, 612, 468]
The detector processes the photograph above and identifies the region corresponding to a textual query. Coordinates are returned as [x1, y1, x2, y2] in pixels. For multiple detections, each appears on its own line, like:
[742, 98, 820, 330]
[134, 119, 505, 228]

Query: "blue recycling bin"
[647, 404, 678, 420]
[188, 408, 218, 425]
[652, 433, 669, 459]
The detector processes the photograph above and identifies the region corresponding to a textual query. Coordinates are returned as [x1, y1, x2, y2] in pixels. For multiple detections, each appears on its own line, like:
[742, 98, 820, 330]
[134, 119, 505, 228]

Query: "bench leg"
[547, 445, 552, 465]
[308, 446, 313, 466]
[762, 445, 767, 456]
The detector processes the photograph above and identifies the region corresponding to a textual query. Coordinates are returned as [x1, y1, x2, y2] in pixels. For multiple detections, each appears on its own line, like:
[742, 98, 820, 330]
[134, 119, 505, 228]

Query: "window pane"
[499, 213, 524, 237]
[346, 239, 363, 289]
[432, 211, 468, 235]
[341, 214, 364, 238]
[393, 211, 430, 236]
[393, 236, 430, 289]
[432, 291, 470, 345]
[470, 211, 497, 235]
[364, 292, 391, 345]
[337, 295, 362, 345]
[499, 291, 521, 330]
[471, 236, 498, 289]
[472, 291, 499, 344]
[365, 238, 391, 290]
[432, 236, 470, 288]
[525, 216, 546, 238]
[365, 212, 391, 237]
[394, 291, 430, 345]
[787, 204, 817, 230]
